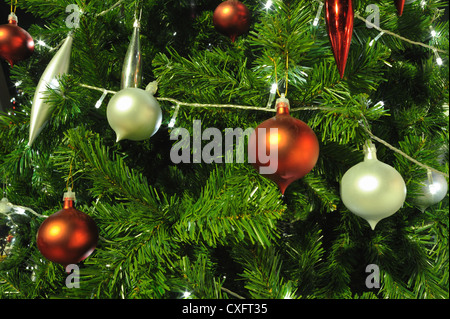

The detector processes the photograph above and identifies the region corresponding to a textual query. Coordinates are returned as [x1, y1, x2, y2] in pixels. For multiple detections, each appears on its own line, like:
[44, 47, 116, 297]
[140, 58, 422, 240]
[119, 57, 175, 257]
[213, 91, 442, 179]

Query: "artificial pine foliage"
[0, 0, 448, 300]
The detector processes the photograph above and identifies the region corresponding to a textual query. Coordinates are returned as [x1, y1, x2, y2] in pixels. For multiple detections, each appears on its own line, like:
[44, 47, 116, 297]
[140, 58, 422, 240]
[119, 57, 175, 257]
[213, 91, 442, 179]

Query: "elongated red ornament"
[394, 0, 405, 16]
[325, 0, 354, 79]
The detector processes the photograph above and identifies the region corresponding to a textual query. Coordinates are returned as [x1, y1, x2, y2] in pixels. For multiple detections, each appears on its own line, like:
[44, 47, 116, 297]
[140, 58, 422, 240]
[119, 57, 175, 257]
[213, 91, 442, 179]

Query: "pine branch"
[177, 255, 225, 299]
[61, 127, 167, 213]
[173, 165, 285, 248]
[231, 245, 299, 299]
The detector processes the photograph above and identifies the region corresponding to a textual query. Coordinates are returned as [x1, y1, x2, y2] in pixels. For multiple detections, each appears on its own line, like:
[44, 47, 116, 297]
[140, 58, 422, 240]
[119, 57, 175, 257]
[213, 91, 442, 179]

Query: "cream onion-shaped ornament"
[106, 83, 162, 142]
[414, 170, 448, 212]
[28, 33, 73, 146]
[340, 141, 407, 230]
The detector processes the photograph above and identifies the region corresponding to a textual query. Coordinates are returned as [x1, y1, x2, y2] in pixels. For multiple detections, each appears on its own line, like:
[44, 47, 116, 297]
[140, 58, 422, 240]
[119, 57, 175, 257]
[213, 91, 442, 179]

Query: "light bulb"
[264, 0, 273, 9]
[183, 291, 191, 298]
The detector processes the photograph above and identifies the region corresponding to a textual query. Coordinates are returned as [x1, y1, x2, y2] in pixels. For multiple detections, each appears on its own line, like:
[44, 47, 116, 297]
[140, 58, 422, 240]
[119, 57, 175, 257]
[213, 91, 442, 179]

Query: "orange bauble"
[36, 189, 98, 266]
[248, 96, 319, 194]
[0, 13, 34, 67]
[213, 0, 251, 42]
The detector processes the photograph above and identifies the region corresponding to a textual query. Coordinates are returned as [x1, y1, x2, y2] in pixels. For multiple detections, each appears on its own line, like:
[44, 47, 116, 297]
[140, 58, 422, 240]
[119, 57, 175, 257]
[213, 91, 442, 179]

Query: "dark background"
[0, 1, 449, 112]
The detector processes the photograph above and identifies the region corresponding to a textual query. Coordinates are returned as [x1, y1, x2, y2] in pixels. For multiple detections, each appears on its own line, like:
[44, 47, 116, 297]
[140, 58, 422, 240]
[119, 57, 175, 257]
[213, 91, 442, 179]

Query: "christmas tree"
[0, 0, 448, 302]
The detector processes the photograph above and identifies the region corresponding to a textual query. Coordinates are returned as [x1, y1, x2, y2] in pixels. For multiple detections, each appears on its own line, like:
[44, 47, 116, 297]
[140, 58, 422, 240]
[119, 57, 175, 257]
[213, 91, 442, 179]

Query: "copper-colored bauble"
[325, 0, 354, 79]
[213, 0, 251, 42]
[248, 96, 319, 195]
[37, 194, 98, 266]
[0, 13, 34, 67]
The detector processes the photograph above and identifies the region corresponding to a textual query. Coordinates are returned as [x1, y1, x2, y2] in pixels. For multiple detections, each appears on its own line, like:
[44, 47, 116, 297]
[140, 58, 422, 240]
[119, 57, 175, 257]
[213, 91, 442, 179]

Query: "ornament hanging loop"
[66, 158, 75, 192]
[11, 0, 18, 14]
[268, 52, 290, 99]
[134, 0, 143, 23]
[284, 50, 289, 97]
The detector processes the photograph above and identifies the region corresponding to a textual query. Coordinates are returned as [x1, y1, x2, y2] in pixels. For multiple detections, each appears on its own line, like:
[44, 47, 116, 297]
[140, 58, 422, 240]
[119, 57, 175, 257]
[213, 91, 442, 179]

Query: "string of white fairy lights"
[26, 0, 450, 180]
[0, 197, 47, 219]
[78, 81, 448, 179]
[2, 1, 445, 300]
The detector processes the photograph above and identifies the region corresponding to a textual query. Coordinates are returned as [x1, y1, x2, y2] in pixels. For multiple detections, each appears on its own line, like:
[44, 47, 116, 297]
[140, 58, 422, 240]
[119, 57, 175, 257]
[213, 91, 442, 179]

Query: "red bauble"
[394, 0, 405, 16]
[325, 0, 354, 79]
[213, 0, 251, 42]
[37, 195, 98, 266]
[0, 13, 34, 67]
[248, 96, 319, 195]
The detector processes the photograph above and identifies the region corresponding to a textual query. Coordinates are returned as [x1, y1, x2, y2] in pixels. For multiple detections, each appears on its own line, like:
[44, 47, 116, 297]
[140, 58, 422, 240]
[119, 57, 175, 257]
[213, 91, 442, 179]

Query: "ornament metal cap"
[8, 12, 18, 24]
[363, 140, 377, 160]
[275, 94, 290, 115]
[133, 18, 140, 28]
[275, 94, 290, 109]
[63, 187, 76, 201]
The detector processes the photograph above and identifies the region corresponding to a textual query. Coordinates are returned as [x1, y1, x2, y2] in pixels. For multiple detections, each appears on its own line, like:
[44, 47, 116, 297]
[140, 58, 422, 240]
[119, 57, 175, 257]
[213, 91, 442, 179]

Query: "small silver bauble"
[415, 170, 448, 212]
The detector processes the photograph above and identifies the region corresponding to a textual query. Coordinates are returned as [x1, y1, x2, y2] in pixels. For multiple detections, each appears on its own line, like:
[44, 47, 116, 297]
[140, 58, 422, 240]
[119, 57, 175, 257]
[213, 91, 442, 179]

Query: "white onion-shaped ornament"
[106, 86, 162, 142]
[340, 142, 407, 230]
[415, 170, 448, 212]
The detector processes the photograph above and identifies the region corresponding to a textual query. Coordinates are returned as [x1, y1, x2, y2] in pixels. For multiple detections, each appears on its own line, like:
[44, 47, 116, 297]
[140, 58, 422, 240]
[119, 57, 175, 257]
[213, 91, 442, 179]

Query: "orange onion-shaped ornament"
[0, 13, 34, 67]
[248, 95, 319, 195]
[36, 188, 98, 266]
